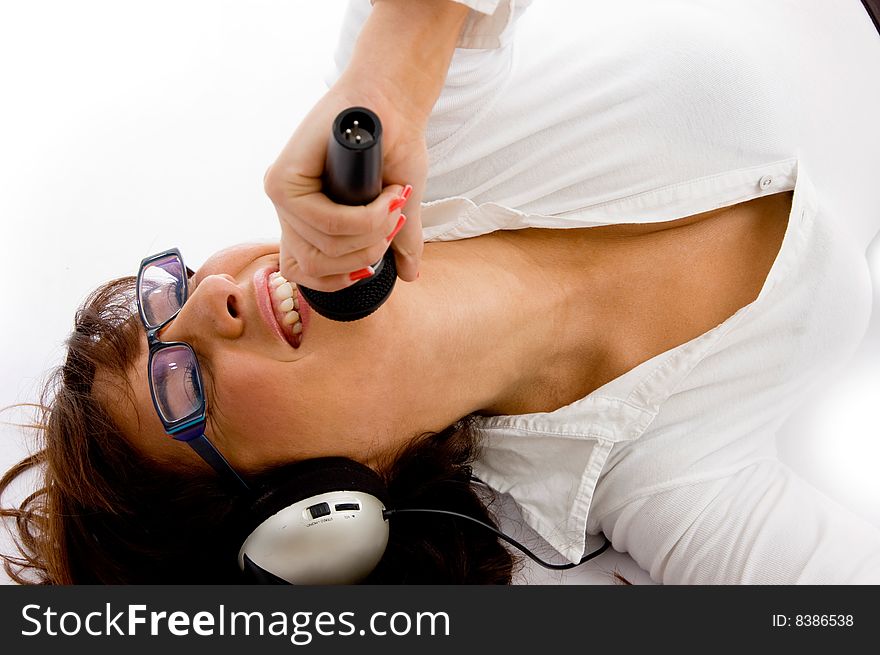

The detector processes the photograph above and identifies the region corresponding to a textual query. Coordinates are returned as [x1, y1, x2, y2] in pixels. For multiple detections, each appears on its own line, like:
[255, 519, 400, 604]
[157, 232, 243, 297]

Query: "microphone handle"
[324, 108, 382, 206]
[297, 106, 398, 322]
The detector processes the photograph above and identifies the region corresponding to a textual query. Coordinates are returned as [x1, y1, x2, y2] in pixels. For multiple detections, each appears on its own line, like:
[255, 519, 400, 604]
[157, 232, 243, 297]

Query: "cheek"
[206, 354, 388, 471]
[219, 361, 288, 421]
[208, 356, 330, 469]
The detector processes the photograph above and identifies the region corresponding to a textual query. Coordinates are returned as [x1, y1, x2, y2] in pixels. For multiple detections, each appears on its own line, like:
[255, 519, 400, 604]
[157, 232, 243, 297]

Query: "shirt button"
[759, 175, 774, 190]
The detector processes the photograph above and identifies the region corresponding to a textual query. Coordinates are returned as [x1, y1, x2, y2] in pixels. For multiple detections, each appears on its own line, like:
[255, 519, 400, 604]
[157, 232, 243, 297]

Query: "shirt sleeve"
[593, 459, 880, 584]
[448, 0, 522, 48]
[370, 0, 530, 49]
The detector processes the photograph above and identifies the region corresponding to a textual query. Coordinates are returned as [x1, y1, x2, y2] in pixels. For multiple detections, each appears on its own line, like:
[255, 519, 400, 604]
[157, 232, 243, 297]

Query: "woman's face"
[104, 242, 409, 476]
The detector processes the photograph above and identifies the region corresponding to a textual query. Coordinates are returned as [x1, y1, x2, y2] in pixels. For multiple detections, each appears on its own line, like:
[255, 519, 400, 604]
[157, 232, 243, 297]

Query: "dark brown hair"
[0, 277, 516, 584]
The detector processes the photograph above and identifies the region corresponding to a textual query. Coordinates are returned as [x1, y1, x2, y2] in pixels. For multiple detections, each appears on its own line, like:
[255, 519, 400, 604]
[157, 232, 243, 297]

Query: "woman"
[3, 0, 880, 584]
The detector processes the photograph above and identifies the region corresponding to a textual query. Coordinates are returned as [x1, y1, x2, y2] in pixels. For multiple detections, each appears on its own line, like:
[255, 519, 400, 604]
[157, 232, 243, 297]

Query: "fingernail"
[385, 214, 407, 243]
[349, 266, 375, 282]
[387, 185, 413, 213]
[388, 196, 407, 214]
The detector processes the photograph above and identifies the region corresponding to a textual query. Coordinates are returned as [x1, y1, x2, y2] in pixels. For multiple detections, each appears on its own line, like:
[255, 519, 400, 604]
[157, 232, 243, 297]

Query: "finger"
[278, 253, 369, 293]
[279, 224, 393, 283]
[277, 184, 406, 238]
[277, 196, 405, 259]
[280, 233, 369, 293]
[388, 185, 423, 282]
[264, 163, 322, 209]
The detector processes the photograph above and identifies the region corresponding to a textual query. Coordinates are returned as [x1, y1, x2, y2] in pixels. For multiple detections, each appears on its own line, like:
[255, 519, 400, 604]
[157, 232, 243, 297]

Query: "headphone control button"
[307, 502, 332, 519]
[334, 503, 361, 511]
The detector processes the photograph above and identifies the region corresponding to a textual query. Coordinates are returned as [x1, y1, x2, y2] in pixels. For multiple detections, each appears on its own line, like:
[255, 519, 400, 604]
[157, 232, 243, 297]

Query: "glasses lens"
[150, 345, 204, 423]
[140, 254, 187, 328]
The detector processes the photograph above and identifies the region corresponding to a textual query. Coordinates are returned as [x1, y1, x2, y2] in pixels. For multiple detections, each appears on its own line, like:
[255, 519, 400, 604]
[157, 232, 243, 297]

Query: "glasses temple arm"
[187, 434, 251, 493]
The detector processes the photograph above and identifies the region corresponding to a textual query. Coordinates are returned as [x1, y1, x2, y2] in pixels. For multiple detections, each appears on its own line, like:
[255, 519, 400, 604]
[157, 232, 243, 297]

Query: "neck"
[383, 229, 609, 436]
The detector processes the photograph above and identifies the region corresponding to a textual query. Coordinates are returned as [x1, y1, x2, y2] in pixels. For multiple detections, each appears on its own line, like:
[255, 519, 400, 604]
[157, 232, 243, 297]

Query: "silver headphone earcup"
[236, 457, 391, 585]
[239, 490, 389, 585]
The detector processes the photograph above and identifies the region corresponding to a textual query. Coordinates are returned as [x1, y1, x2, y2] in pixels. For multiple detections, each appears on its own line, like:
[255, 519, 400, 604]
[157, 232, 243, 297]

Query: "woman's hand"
[264, 78, 427, 292]
[264, 0, 469, 292]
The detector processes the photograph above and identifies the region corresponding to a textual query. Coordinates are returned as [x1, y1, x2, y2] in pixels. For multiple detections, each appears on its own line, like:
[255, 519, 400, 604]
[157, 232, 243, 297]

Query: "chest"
[512, 191, 794, 413]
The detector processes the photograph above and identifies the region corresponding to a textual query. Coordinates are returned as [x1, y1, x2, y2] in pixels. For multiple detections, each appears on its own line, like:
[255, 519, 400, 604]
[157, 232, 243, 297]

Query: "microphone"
[297, 107, 397, 322]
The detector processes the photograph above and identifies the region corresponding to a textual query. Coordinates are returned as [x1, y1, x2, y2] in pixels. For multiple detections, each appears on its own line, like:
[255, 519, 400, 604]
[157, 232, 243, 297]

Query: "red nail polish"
[401, 184, 413, 202]
[385, 214, 407, 243]
[388, 196, 406, 214]
[349, 266, 375, 282]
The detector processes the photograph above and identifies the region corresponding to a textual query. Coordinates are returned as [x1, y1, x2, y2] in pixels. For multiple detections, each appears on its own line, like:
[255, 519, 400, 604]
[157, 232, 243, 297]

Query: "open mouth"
[268, 271, 304, 348]
[254, 268, 307, 349]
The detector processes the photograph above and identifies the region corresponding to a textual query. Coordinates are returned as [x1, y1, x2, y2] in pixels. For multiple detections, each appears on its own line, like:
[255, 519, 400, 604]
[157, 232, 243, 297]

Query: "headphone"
[236, 457, 611, 584]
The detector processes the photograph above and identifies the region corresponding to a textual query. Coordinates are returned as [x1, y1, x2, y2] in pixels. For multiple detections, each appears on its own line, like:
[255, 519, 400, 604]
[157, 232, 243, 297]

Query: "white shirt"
[338, 0, 880, 582]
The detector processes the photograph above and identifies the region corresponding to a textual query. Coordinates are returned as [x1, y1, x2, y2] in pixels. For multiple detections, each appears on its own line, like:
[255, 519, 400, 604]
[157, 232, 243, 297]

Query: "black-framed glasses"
[135, 248, 250, 492]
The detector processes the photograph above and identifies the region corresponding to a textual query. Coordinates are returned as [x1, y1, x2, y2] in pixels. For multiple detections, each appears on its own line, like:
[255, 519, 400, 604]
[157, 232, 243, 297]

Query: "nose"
[159, 274, 245, 344]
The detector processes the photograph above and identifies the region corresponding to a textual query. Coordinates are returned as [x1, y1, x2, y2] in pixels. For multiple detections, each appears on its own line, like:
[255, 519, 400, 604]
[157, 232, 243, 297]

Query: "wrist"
[344, 0, 469, 124]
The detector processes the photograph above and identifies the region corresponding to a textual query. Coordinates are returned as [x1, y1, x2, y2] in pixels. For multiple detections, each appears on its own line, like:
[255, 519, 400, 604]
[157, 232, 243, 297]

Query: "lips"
[253, 267, 301, 349]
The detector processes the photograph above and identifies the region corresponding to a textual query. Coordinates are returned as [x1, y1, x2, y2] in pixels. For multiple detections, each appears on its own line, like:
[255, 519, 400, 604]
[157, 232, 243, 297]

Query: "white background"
[1, 0, 878, 586]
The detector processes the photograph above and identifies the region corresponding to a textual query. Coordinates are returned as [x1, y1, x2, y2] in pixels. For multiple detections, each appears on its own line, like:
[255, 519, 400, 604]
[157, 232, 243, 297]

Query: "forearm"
[342, 0, 469, 124]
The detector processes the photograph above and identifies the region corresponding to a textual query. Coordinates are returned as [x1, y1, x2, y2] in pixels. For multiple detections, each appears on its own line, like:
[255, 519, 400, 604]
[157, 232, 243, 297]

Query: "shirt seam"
[423, 158, 799, 243]
[555, 158, 798, 217]
[475, 396, 655, 439]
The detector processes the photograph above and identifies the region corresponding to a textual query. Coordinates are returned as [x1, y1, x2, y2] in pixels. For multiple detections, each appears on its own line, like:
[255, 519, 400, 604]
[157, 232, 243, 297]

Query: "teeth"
[269, 271, 302, 339]
[274, 282, 293, 300]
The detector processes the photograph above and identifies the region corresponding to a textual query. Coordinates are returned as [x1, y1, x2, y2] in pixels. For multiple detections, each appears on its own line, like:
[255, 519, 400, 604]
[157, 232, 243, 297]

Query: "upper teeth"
[269, 272, 303, 335]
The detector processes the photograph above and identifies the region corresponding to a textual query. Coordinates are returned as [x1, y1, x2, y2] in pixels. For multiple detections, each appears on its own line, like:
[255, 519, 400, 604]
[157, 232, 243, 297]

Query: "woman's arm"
[265, 0, 470, 291]
[348, 0, 471, 126]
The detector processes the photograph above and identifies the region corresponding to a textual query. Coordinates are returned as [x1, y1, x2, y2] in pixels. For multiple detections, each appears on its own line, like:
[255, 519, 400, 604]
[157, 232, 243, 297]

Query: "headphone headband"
[244, 457, 388, 530]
